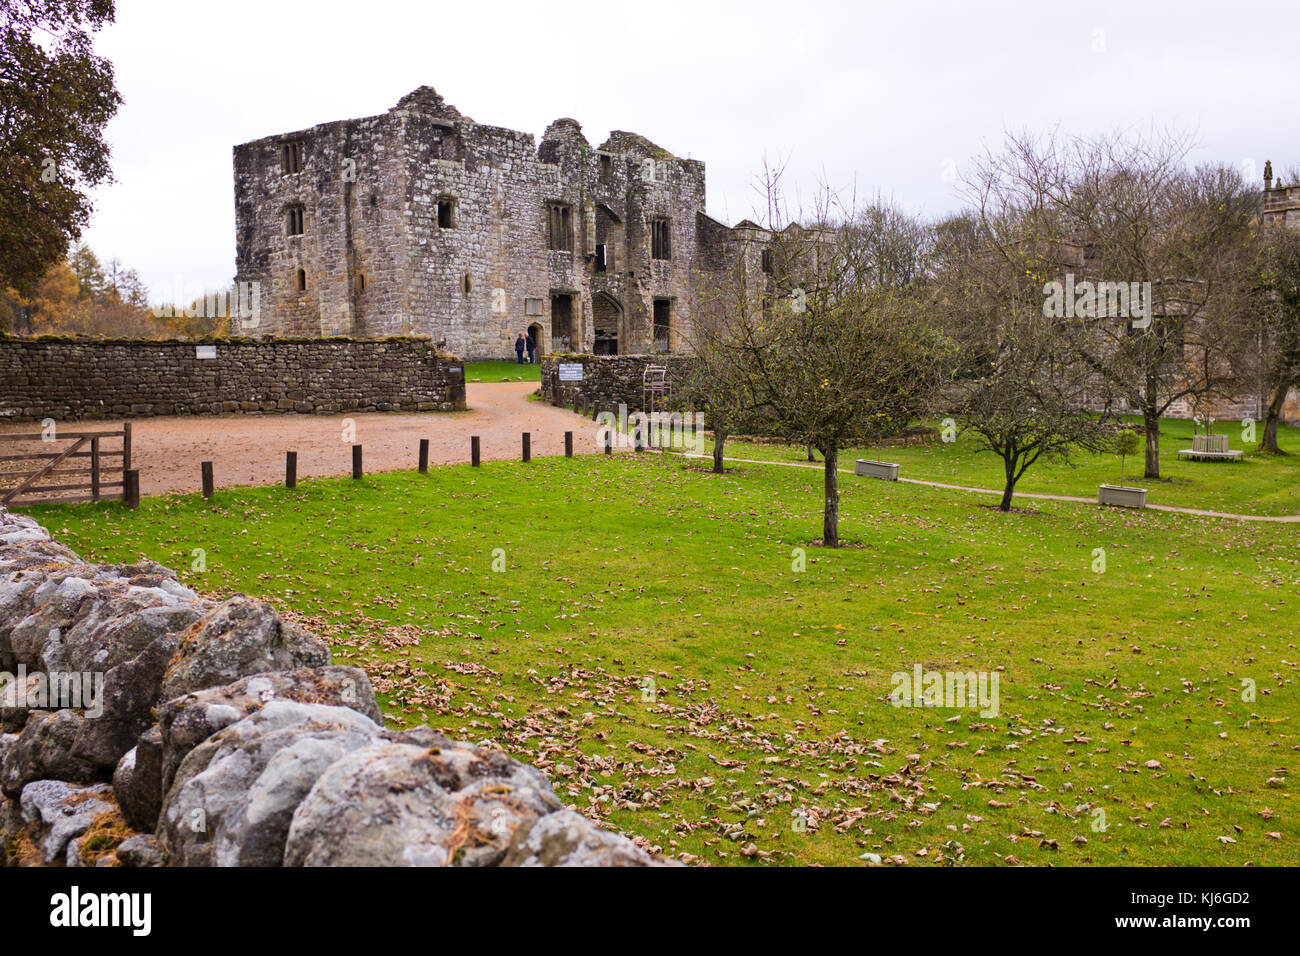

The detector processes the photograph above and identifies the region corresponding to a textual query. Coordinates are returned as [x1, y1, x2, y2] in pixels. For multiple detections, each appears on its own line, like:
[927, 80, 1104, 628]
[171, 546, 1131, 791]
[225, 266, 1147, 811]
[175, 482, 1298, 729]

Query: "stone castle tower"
[233, 86, 739, 358]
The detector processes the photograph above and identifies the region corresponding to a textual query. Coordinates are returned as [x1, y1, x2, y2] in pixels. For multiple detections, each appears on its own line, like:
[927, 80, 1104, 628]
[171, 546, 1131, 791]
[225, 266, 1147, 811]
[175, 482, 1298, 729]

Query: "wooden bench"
[1177, 433, 1243, 461]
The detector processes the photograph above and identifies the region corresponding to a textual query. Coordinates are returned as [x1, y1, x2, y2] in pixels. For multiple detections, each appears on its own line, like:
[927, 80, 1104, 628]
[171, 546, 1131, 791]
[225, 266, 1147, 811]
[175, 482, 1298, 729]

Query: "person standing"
[526, 331, 537, 364]
[514, 333, 526, 364]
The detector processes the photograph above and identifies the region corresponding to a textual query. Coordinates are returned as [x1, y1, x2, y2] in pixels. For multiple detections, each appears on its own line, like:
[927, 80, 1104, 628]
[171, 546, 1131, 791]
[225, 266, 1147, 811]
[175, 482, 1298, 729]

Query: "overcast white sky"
[79, 0, 1298, 301]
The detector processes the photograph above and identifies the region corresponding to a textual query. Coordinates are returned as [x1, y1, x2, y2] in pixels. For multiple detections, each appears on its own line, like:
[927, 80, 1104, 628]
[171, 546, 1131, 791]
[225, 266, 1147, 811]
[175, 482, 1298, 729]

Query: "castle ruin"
[233, 86, 740, 358]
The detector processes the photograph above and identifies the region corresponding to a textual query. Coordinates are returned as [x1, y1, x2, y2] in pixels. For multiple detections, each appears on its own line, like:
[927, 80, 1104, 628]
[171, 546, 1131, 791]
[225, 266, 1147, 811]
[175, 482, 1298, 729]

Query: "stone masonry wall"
[539, 354, 698, 413]
[0, 506, 663, 867]
[0, 337, 466, 421]
[235, 87, 717, 361]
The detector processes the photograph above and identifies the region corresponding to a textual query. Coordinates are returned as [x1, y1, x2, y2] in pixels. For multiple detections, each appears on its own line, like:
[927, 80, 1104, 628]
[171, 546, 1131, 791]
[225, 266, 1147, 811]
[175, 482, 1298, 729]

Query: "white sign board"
[195, 345, 217, 359]
[558, 363, 584, 382]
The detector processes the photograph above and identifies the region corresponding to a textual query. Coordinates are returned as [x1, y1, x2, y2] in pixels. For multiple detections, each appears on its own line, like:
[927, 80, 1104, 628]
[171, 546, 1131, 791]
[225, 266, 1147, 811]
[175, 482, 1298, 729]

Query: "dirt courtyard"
[0, 383, 622, 497]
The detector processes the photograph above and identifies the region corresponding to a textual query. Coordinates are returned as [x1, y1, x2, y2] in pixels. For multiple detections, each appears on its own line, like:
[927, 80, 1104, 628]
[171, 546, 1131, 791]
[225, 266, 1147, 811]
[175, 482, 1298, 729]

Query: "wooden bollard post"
[90, 436, 101, 502]
[201, 461, 214, 498]
[418, 438, 429, 474]
[471, 435, 481, 467]
[522, 432, 531, 462]
[124, 469, 140, 510]
[564, 431, 573, 457]
[352, 444, 363, 479]
[286, 451, 297, 488]
[604, 426, 612, 456]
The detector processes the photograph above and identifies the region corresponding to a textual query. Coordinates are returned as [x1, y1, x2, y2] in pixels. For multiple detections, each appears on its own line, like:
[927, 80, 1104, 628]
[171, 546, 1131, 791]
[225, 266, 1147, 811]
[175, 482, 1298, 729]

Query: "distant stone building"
[233, 86, 740, 359]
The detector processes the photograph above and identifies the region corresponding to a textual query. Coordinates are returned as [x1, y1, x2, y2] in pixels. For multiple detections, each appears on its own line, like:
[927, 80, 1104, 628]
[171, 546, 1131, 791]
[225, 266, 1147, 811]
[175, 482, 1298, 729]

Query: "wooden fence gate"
[0, 424, 131, 507]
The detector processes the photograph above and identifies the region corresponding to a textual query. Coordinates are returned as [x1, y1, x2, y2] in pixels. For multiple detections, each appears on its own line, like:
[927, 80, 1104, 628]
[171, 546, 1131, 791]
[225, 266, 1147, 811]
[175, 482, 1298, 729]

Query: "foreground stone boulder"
[502, 810, 662, 866]
[284, 736, 563, 867]
[157, 666, 382, 794]
[159, 596, 330, 702]
[112, 726, 164, 833]
[18, 780, 115, 866]
[1, 709, 101, 797]
[157, 700, 382, 866]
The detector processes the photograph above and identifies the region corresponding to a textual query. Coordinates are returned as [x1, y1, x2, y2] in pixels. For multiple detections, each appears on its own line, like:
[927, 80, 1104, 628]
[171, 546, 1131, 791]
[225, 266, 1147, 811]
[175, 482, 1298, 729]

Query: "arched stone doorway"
[527, 322, 544, 362]
[592, 292, 621, 355]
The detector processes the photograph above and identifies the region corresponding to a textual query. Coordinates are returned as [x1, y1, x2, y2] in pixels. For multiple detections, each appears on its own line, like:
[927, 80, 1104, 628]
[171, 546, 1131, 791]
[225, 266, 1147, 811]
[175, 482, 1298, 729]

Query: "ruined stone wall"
[234, 112, 409, 338]
[0, 337, 465, 420]
[0, 507, 662, 867]
[540, 353, 698, 412]
[235, 87, 718, 361]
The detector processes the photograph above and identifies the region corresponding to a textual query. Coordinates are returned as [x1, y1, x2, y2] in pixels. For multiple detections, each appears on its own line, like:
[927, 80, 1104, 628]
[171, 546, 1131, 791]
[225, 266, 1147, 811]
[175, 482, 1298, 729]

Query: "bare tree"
[967, 130, 1259, 479]
[937, 186, 1112, 511]
[707, 174, 946, 546]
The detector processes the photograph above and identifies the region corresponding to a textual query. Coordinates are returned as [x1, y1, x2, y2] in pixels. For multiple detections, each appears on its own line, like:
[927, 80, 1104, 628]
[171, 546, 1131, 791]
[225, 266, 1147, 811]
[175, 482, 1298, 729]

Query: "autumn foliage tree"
[1, 1, 121, 293]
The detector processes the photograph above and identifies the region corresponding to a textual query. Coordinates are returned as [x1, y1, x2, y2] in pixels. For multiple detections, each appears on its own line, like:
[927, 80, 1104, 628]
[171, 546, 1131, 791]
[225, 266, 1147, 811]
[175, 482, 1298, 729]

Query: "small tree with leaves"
[1114, 428, 1140, 487]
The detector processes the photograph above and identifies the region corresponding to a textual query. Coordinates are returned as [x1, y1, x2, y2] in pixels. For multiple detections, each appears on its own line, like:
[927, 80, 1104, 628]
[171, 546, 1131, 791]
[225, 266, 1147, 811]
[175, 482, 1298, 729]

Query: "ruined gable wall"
[234, 112, 409, 338]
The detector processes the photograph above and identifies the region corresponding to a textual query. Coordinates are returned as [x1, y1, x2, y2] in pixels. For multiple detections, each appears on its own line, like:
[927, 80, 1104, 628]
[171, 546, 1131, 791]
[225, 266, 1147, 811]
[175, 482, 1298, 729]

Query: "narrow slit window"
[282, 142, 303, 175]
[295, 269, 307, 292]
[437, 198, 456, 228]
[651, 218, 671, 260]
[287, 206, 304, 236]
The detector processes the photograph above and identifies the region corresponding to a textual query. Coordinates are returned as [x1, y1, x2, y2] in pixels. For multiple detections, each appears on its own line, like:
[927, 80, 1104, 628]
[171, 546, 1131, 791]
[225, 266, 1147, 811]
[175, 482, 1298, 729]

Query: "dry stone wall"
[0, 506, 662, 867]
[540, 353, 698, 413]
[0, 337, 466, 421]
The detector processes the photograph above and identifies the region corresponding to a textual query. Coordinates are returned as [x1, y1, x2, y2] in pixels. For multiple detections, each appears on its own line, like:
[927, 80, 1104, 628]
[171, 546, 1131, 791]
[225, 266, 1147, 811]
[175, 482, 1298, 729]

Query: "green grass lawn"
[719, 415, 1300, 517]
[22, 451, 1298, 866]
[464, 360, 541, 383]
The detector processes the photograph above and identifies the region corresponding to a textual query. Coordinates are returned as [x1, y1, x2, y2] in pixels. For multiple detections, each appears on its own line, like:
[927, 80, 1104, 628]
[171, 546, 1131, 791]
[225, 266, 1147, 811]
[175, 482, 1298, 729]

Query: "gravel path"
[0, 383, 614, 497]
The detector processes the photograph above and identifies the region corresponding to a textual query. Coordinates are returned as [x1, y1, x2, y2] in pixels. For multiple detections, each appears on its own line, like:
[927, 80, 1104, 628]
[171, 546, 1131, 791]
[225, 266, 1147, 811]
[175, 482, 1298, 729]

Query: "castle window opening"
[295, 269, 307, 292]
[653, 298, 672, 352]
[463, 273, 472, 294]
[547, 202, 573, 252]
[761, 249, 774, 274]
[286, 206, 304, 236]
[595, 244, 607, 273]
[651, 219, 671, 260]
[437, 197, 456, 228]
[550, 293, 573, 346]
[282, 141, 303, 175]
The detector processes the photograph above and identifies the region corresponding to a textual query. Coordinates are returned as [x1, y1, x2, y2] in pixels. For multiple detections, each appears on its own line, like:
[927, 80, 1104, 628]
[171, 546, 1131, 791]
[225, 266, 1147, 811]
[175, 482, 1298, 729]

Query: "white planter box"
[1098, 484, 1147, 508]
[855, 459, 900, 481]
